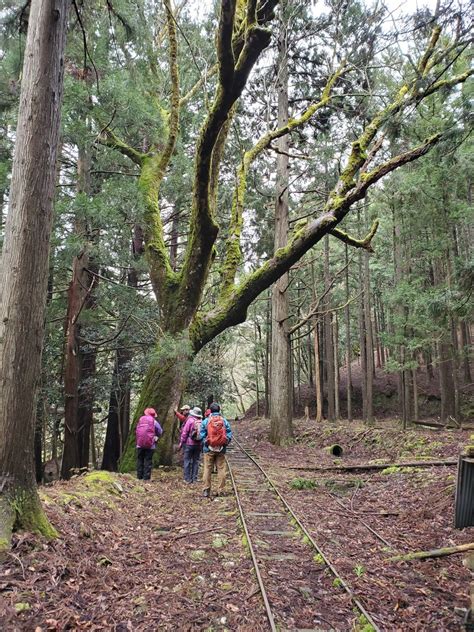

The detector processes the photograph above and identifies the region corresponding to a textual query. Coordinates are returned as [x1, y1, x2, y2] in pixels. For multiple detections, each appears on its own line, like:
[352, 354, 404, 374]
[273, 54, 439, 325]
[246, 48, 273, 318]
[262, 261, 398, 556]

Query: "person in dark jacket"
[179, 407, 203, 483]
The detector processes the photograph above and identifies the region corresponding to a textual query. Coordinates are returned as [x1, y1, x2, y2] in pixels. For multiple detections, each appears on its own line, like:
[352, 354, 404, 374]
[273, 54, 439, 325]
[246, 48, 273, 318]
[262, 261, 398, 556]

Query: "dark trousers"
[183, 444, 201, 482]
[137, 448, 154, 480]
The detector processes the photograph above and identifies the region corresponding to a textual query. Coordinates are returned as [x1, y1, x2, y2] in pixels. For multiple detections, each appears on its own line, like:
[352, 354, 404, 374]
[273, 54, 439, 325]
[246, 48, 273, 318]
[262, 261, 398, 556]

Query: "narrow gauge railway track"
[226, 440, 381, 632]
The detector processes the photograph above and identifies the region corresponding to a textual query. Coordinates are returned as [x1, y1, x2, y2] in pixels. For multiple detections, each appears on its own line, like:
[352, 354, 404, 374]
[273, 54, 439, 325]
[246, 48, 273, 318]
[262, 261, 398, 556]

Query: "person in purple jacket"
[178, 406, 203, 484]
[136, 407, 163, 481]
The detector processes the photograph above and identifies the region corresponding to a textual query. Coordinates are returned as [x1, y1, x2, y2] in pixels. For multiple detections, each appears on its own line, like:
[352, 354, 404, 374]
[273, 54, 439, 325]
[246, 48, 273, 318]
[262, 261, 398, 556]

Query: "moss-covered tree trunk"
[0, 0, 68, 552]
[120, 332, 192, 470]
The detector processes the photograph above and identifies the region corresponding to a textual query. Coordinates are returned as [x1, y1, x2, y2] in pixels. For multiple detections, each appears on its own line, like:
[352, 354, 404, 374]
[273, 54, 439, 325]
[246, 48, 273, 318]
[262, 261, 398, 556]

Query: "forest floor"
[1, 419, 473, 631]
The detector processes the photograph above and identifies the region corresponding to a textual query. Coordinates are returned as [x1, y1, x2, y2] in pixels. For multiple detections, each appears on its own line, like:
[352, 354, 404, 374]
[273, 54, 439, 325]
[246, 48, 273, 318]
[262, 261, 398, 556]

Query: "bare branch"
[289, 257, 354, 335]
[179, 64, 218, 107]
[418, 25, 442, 77]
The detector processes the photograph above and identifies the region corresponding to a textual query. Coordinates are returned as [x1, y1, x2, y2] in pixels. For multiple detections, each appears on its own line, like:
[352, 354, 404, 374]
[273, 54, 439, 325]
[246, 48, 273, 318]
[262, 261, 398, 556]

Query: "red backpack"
[136, 415, 156, 449]
[207, 415, 227, 449]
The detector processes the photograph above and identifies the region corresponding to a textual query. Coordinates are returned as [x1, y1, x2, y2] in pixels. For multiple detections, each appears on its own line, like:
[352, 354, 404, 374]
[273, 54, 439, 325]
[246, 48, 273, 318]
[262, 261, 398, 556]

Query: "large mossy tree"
[101, 0, 473, 465]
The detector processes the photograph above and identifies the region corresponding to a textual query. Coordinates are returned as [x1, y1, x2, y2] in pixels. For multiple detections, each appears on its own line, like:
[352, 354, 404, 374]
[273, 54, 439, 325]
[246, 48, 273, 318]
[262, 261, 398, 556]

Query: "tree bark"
[314, 319, 323, 423]
[270, 15, 293, 444]
[0, 0, 68, 550]
[460, 321, 472, 384]
[392, 206, 411, 428]
[101, 348, 132, 471]
[358, 247, 367, 420]
[61, 249, 95, 477]
[265, 293, 271, 417]
[324, 236, 335, 421]
[288, 458, 457, 472]
[61, 143, 98, 478]
[412, 368, 419, 422]
[101, 225, 142, 470]
[363, 228, 374, 425]
[432, 258, 456, 422]
[254, 313, 260, 417]
[334, 313, 340, 420]
[34, 395, 45, 484]
[344, 244, 353, 422]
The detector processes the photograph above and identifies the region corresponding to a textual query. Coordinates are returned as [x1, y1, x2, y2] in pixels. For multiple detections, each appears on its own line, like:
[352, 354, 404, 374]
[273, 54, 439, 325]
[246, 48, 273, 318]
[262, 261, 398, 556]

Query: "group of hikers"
[135, 403, 232, 498]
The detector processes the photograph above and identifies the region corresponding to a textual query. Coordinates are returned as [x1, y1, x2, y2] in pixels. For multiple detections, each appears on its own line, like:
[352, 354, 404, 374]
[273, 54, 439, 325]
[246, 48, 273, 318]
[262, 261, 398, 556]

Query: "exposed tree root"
[0, 495, 16, 558]
[0, 485, 57, 556]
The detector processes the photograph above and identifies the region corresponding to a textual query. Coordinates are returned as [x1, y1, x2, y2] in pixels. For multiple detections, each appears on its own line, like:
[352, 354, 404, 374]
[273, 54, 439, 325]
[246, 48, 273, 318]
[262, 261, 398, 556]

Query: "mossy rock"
[190, 549, 206, 561]
[212, 534, 228, 548]
[290, 477, 317, 490]
[42, 471, 126, 512]
[82, 471, 123, 494]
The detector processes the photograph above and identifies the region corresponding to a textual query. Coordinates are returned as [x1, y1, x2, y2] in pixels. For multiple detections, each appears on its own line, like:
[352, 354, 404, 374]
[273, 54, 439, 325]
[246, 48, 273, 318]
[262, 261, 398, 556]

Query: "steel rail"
[226, 452, 278, 632]
[231, 438, 381, 632]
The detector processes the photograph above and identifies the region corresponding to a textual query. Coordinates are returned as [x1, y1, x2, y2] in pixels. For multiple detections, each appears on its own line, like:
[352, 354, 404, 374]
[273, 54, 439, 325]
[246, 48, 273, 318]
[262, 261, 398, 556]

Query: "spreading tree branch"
[192, 133, 444, 351]
[189, 23, 472, 349]
[220, 64, 346, 295]
[329, 220, 379, 253]
[420, 67, 473, 100]
[328, 23, 470, 205]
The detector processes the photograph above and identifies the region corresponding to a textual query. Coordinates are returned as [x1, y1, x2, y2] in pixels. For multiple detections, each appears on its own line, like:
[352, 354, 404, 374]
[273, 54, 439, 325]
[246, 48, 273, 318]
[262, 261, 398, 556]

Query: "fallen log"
[413, 420, 474, 431]
[286, 459, 458, 472]
[387, 542, 474, 562]
[412, 420, 446, 429]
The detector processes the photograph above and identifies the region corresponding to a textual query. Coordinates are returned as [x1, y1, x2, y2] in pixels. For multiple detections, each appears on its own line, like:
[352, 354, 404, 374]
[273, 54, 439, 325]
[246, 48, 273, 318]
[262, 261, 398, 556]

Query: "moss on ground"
[41, 471, 125, 511]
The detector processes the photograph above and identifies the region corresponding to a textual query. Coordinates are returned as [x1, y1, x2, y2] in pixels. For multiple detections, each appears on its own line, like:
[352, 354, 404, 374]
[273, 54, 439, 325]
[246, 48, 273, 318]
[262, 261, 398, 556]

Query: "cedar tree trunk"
[0, 0, 68, 551]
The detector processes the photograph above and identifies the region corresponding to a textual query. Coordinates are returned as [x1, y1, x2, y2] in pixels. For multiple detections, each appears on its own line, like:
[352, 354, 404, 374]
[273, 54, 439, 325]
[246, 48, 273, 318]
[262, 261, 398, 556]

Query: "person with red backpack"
[178, 406, 203, 484]
[199, 402, 232, 498]
[136, 407, 163, 480]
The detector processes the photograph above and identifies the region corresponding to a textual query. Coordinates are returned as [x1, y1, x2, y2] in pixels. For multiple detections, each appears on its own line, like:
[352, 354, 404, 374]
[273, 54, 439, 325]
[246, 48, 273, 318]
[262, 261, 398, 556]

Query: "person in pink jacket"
[178, 407, 203, 483]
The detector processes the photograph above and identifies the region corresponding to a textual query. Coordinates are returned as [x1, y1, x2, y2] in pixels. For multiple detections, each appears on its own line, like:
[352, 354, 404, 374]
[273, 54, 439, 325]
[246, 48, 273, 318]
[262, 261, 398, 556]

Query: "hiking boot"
[203, 488, 210, 498]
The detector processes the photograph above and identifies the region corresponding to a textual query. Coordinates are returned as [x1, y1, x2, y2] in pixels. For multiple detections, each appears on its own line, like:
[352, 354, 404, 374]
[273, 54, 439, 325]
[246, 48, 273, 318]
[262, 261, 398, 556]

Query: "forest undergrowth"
[1, 420, 472, 631]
